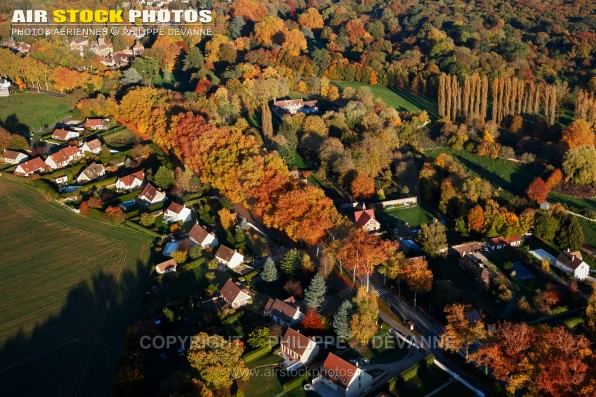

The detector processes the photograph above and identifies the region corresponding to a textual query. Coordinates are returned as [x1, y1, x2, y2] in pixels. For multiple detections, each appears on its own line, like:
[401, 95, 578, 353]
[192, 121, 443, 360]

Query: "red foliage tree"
[302, 308, 325, 331]
[526, 177, 549, 203]
[350, 173, 375, 201]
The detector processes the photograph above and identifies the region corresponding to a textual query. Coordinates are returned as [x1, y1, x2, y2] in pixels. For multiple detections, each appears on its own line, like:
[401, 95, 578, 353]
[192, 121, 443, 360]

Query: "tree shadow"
[0, 260, 150, 397]
[1, 114, 31, 142]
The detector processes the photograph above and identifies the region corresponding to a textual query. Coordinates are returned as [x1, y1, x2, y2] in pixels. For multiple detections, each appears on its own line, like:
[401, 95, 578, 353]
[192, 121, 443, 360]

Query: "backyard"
[0, 177, 153, 397]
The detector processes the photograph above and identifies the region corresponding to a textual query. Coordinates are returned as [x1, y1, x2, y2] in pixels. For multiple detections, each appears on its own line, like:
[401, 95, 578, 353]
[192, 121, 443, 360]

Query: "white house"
[76, 163, 105, 183]
[155, 259, 177, 274]
[280, 328, 319, 369]
[215, 245, 244, 269]
[52, 175, 68, 185]
[13, 157, 48, 176]
[273, 98, 318, 115]
[137, 183, 166, 205]
[556, 251, 590, 280]
[189, 223, 218, 248]
[84, 118, 109, 131]
[163, 202, 192, 224]
[263, 297, 303, 327]
[52, 128, 80, 141]
[45, 146, 82, 170]
[313, 353, 373, 397]
[219, 279, 251, 308]
[81, 138, 103, 154]
[116, 170, 145, 190]
[2, 149, 28, 164]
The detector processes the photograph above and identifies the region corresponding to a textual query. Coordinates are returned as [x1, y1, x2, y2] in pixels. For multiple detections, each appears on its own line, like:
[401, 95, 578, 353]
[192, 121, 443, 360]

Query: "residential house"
[459, 253, 491, 289]
[280, 328, 319, 369]
[215, 245, 244, 269]
[539, 201, 551, 210]
[449, 242, 483, 257]
[52, 128, 80, 141]
[0, 78, 10, 96]
[84, 118, 109, 131]
[189, 223, 218, 248]
[485, 237, 505, 251]
[52, 175, 68, 185]
[555, 251, 590, 280]
[45, 146, 82, 170]
[137, 183, 166, 205]
[263, 297, 303, 327]
[503, 236, 522, 247]
[163, 202, 192, 224]
[13, 157, 48, 176]
[116, 170, 145, 190]
[314, 353, 373, 397]
[76, 163, 105, 183]
[81, 138, 103, 154]
[155, 259, 177, 274]
[273, 98, 318, 115]
[353, 208, 381, 232]
[132, 41, 144, 55]
[70, 37, 89, 52]
[219, 279, 252, 308]
[2, 149, 28, 164]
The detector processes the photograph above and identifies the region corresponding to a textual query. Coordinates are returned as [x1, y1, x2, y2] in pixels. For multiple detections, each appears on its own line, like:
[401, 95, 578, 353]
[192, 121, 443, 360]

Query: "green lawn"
[332, 81, 439, 118]
[425, 148, 542, 198]
[380, 206, 435, 228]
[102, 128, 141, 149]
[391, 365, 454, 397]
[578, 217, 596, 248]
[548, 192, 596, 214]
[0, 92, 71, 132]
[0, 177, 153, 397]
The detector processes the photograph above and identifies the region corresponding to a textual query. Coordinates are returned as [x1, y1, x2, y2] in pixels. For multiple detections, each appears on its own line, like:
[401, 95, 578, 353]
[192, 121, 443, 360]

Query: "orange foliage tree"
[562, 119, 595, 149]
[526, 177, 549, 203]
[350, 173, 375, 201]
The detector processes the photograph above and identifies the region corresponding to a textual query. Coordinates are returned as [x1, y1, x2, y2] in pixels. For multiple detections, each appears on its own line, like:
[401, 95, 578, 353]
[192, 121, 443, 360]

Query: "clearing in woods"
[0, 177, 153, 397]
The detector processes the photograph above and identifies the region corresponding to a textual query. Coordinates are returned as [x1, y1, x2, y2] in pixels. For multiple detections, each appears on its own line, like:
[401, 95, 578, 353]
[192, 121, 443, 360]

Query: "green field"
[380, 206, 435, 228]
[548, 192, 596, 213]
[332, 81, 439, 118]
[425, 148, 542, 198]
[0, 177, 153, 397]
[0, 92, 71, 132]
[102, 128, 141, 149]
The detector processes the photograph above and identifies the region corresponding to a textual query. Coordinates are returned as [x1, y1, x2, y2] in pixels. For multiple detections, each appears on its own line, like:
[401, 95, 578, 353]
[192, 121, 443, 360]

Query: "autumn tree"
[261, 102, 273, 140]
[467, 205, 485, 233]
[187, 333, 249, 390]
[350, 287, 378, 345]
[562, 119, 594, 149]
[247, 326, 270, 349]
[545, 168, 563, 190]
[302, 308, 326, 331]
[298, 8, 324, 29]
[526, 177, 549, 203]
[350, 173, 375, 201]
[441, 304, 486, 359]
[563, 146, 596, 185]
[402, 257, 433, 307]
[417, 222, 447, 257]
[587, 285, 596, 330]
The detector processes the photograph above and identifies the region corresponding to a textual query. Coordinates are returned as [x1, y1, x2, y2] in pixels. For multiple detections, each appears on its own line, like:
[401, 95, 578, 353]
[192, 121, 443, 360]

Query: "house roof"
[216, 245, 240, 263]
[321, 353, 358, 389]
[451, 242, 483, 256]
[557, 251, 585, 270]
[274, 98, 317, 108]
[354, 209, 376, 228]
[3, 149, 26, 160]
[79, 163, 104, 180]
[84, 118, 107, 128]
[189, 223, 211, 244]
[62, 145, 81, 158]
[220, 279, 250, 304]
[155, 259, 177, 273]
[264, 298, 300, 323]
[118, 170, 145, 186]
[281, 328, 314, 357]
[83, 138, 102, 150]
[166, 202, 186, 214]
[408, 256, 427, 266]
[503, 236, 521, 245]
[138, 183, 163, 201]
[52, 129, 75, 140]
[48, 150, 69, 164]
[16, 157, 46, 173]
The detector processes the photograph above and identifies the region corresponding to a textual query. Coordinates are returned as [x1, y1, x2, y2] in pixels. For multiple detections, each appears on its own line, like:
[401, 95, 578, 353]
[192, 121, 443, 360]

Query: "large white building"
[280, 328, 319, 370]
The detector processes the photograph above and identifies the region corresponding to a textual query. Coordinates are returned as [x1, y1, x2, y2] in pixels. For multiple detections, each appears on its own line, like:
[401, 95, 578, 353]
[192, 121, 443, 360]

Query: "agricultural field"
[425, 148, 542, 198]
[0, 92, 71, 133]
[332, 81, 439, 118]
[0, 177, 153, 397]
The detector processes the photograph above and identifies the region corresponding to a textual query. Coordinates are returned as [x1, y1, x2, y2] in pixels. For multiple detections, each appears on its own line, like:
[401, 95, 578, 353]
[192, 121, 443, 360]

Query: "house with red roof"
[353, 208, 381, 232]
[189, 223, 218, 248]
[155, 259, 177, 275]
[555, 250, 590, 280]
[81, 138, 103, 154]
[280, 328, 319, 369]
[2, 149, 28, 164]
[219, 279, 251, 308]
[137, 183, 166, 205]
[313, 353, 373, 397]
[13, 157, 48, 176]
[84, 118, 109, 131]
[116, 170, 145, 190]
[45, 146, 82, 169]
[263, 297, 303, 327]
[215, 245, 244, 269]
[52, 128, 79, 141]
[163, 202, 192, 223]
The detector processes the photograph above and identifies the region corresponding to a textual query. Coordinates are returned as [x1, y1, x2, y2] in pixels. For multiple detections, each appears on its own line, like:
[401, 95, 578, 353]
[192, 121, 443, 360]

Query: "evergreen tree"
[261, 257, 278, 282]
[280, 249, 299, 275]
[304, 273, 327, 309]
[556, 216, 585, 251]
[333, 300, 353, 340]
[235, 227, 247, 253]
[154, 166, 174, 189]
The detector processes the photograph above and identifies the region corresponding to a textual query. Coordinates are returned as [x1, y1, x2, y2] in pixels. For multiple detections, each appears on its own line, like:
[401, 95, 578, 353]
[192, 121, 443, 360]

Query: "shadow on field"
[0, 260, 150, 397]
[1, 114, 30, 142]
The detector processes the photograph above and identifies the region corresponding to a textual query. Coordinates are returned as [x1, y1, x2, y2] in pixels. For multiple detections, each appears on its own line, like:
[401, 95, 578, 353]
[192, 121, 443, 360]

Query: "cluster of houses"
[0, 38, 32, 55]
[69, 36, 144, 68]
